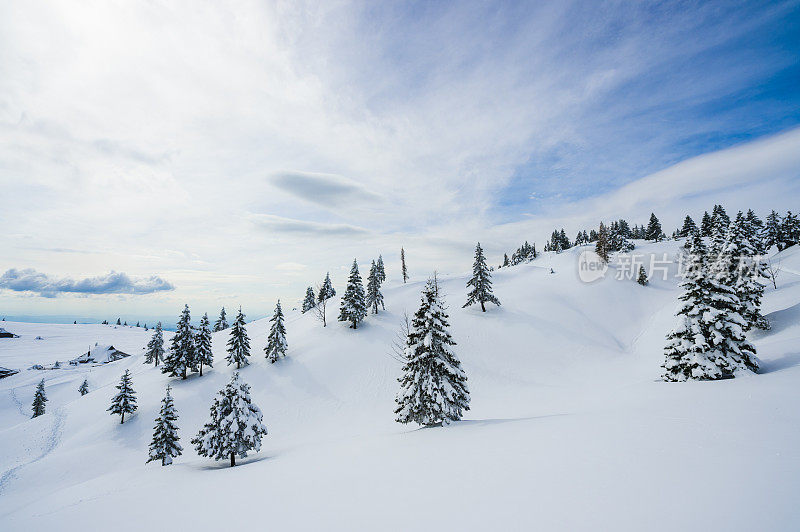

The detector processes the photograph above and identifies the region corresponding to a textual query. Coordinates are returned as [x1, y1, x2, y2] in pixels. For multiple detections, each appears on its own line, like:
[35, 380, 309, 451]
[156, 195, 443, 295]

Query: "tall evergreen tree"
[680, 215, 698, 237]
[716, 213, 769, 331]
[645, 213, 663, 241]
[264, 300, 287, 363]
[463, 242, 500, 312]
[31, 379, 47, 418]
[78, 379, 89, 396]
[226, 307, 251, 369]
[376, 255, 386, 283]
[147, 385, 182, 466]
[116, 318, 121, 326]
[701, 211, 713, 236]
[302, 286, 316, 313]
[595, 222, 610, 263]
[780, 211, 800, 249]
[366, 260, 384, 314]
[765, 210, 781, 249]
[195, 313, 214, 376]
[162, 305, 195, 379]
[317, 272, 336, 303]
[339, 259, 367, 329]
[144, 322, 165, 367]
[108, 370, 137, 423]
[214, 307, 228, 332]
[192, 372, 268, 467]
[662, 233, 757, 381]
[401, 247, 409, 283]
[396, 278, 470, 426]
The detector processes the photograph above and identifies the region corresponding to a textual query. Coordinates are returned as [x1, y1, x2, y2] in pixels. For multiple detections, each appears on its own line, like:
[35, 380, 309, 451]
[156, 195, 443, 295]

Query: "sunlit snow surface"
[1, 240, 799, 531]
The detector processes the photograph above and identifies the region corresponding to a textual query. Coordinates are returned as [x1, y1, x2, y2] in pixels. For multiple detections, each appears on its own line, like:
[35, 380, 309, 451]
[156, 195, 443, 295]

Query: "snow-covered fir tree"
[144, 322, 164, 367]
[463, 242, 500, 312]
[226, 306, 251, 369]
[108, 370, 137, 423]
[680, 215, 698, 237]
[645, 213, 664, 241]
[195, 312, 214, 376]
[781, 211, 800, 249]
[78, 379, 89, 396]
[595, 222, 610, 263]
[317, 272, 336, 303]
[662, 233, 758, 381]
[214, 307, 228, 332]
[716, 213, 769, 331]
[264, 300, 287, 363]
[401, 247, 409, 283]
[395, 277, 470, 426]
[191, 372, 268, 467]
[339, 259, 367, 329]
[162, 305, 196, 379]
[31, 379, 47, 418]
[147, 385, 182, 466]
[765, 210, 781, 250]
[302, 286, 316, 313]
[376, 255, 386, 283]
[637, 265, 649, 286]
[701, 211, 713, 236]
[366, 259, 384, 314]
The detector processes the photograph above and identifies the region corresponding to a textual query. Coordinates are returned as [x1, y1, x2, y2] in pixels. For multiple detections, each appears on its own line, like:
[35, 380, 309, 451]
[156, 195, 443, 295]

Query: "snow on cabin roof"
[69, 344, 130, 365]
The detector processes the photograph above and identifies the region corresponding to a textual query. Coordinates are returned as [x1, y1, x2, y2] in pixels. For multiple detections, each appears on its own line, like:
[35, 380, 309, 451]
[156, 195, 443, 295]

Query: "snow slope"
[1, 240, 800, 531]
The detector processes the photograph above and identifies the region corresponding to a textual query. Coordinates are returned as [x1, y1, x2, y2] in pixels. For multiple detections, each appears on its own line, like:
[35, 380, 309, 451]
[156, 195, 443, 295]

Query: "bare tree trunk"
[230, 452, 235, 467]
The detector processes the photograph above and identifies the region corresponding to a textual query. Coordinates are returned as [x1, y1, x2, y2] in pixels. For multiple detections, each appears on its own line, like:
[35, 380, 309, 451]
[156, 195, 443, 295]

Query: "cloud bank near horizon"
[0, 269, 175, 298]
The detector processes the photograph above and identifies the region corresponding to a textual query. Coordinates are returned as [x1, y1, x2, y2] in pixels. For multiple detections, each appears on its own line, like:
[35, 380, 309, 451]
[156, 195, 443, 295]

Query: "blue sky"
[0, 0, 799, 323]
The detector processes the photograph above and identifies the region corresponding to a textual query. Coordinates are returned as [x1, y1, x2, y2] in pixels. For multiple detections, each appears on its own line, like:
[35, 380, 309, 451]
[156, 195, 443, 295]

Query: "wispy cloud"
[269, 171, 383, 208]
[0, 268, 175, 297]
[247, 213, 371, 237]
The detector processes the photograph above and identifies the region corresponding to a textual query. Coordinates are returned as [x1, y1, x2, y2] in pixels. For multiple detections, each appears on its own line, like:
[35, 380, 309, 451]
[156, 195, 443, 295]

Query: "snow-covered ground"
[1, 240, 799, 531]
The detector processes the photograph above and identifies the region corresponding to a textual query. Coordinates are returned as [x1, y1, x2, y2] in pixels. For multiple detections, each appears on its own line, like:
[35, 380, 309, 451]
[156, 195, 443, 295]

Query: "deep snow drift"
[1, 240, 799, 531]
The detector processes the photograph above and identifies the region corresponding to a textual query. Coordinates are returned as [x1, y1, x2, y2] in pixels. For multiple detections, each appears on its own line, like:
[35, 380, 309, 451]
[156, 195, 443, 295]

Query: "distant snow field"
[1, 241, 799, 531]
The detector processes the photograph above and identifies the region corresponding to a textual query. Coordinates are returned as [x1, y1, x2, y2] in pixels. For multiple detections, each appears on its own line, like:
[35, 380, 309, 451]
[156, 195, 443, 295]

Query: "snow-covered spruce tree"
[339, 259, 367, 329]
[645, 213, 663, 241]
[195, 312, 214, 376]
[765, 210, 781, 250]
[226, 307, 251, 369]
[264, 300, 287, 363]
[144, 322, 164, 367]
[637, 265, 649, 286]
[401, 247, 409, 283]
[395, 277, 470, 426]
[302, 286, 316, 313]
[463, 242, 500, 312]
[79, 379, 89, 396]
[366, 259, 384, 314]
[192, 372, 268, 467]
[701, 211, 713, 236]
[147, 385, 182, 466]
[662, 233, 757, 381]
[108, 370, 137, 423]
[717, 213, 769, 331]
[162, 305, 196, 379]
[214, 307, 228, 332]
[31, 379, 47, 418]
[318, 272, 336, 303]
[595, 222, 610, 263]
[680, 215, 698, 238]
[377, 255, 386, 283]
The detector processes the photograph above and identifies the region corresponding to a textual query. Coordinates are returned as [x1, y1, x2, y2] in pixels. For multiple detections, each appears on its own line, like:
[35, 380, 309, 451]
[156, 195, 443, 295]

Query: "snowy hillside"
[2, 240, 800, 531]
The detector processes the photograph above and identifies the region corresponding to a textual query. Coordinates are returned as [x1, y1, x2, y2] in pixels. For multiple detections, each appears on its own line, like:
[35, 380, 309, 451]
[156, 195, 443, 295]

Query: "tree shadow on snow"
[411, 413, 568, 431]
[192, 453, 273, 471]
[757, 352, 800, 374]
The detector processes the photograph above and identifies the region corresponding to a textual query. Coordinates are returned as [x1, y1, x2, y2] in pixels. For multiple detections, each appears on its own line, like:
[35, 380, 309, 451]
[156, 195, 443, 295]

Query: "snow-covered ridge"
[1, 240, 799, 531]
